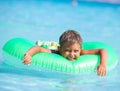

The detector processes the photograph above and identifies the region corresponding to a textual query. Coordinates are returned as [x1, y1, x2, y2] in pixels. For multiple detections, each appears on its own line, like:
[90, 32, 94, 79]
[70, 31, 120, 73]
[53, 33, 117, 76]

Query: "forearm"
[99, 49, 107, 65]
[97, 49, 107, 76]
[81, 49, 107, 76]
[25, 46, 41, 56]
[26, 46, 51, 56]
[81, 49, 107, 65]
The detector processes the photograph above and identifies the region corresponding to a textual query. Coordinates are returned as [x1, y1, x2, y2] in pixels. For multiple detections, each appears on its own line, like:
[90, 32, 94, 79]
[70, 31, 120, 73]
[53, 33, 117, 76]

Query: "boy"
[23, 30, 107, 76]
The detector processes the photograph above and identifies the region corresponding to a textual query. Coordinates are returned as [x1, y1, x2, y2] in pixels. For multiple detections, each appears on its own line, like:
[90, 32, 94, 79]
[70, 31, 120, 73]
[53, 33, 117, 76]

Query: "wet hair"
[59, 30, 82, 48]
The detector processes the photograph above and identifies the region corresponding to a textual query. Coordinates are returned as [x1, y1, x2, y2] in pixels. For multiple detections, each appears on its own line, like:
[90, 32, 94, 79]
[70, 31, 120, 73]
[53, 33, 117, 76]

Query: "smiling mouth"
[67, 56, 75, 61]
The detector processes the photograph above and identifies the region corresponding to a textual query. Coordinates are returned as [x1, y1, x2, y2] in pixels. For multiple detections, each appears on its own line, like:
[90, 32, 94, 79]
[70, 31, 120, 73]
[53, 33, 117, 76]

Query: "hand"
[23, 53, 32, 65]
[97, 64, 106, 76]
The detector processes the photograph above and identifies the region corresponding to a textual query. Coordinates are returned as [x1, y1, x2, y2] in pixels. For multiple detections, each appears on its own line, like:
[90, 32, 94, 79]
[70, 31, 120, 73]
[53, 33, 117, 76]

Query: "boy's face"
[59, 42, 81, 61]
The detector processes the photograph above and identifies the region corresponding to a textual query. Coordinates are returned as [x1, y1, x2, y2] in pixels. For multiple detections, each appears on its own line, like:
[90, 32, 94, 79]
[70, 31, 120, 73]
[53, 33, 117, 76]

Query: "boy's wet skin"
[59, 42, 81, 61]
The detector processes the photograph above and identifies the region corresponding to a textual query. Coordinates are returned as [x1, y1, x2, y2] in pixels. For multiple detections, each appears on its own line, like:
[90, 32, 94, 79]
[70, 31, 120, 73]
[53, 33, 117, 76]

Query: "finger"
[24, 58, 31, 62]
[23, 56, 32, 61]
[97, 67, 102, 76]
[98, 68, 106, 76]
[23, 58, 31, 64]
[23, 60, 31, 65]
[101, 69, 106, 76]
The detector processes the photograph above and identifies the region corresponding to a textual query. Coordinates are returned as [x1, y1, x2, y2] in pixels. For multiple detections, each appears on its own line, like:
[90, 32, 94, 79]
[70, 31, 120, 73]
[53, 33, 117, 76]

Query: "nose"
[69, 51, 74, 56]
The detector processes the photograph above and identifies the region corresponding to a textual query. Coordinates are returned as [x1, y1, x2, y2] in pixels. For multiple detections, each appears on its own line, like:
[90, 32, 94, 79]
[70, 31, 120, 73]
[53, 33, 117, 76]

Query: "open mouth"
[67, 56, 75, 61]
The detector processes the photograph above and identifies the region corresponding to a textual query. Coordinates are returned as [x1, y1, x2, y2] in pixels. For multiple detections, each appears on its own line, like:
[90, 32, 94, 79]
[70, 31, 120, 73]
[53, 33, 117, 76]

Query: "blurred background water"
[0, 0, 120, 91]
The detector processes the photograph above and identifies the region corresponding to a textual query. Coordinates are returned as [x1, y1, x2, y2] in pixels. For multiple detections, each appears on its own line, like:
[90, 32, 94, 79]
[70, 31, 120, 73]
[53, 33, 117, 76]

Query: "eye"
[74, 50, 79, 53]
[65, 49, 71, 52]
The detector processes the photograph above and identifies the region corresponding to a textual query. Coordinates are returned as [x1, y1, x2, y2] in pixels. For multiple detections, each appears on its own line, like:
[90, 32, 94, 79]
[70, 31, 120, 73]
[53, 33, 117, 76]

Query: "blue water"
[0, 0, 120, 91]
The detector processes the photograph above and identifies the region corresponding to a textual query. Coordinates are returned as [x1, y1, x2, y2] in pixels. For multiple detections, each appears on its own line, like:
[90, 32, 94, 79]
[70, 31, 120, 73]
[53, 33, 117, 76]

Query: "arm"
[23, 46, 51, 65]
[81, 49, 107, 76]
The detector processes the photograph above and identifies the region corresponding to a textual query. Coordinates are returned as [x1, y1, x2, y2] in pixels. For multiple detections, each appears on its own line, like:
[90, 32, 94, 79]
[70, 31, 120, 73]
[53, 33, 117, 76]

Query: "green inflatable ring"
[2, 38, 118, 74]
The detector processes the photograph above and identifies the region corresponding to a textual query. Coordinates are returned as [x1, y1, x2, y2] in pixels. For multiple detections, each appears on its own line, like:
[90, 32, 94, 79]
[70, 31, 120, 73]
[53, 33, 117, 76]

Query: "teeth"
[67, 56, 74, 60]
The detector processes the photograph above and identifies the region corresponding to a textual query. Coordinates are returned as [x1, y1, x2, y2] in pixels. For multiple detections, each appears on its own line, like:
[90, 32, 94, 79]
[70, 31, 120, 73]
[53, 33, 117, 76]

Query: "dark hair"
[59, 30, 82, 48]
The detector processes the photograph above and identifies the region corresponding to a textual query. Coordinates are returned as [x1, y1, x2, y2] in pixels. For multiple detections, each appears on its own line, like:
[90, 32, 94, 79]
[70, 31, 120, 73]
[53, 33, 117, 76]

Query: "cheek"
[60, 51, 68, 57]
[75, 51, 81, 56]
[76, 53, 80, 57]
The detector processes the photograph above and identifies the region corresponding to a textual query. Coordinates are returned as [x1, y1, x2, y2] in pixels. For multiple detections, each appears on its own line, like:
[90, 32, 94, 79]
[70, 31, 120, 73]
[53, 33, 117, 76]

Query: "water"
[0, 0, 120, 91]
